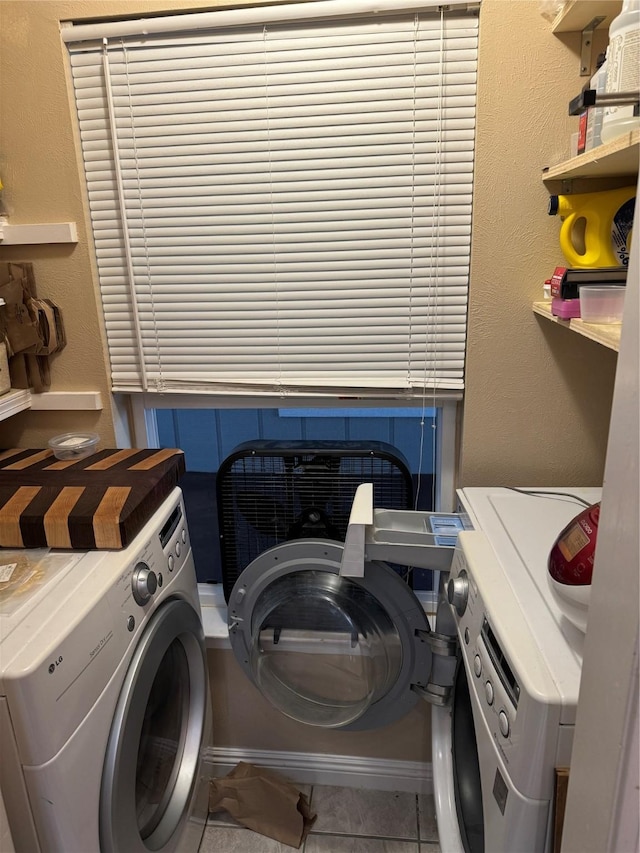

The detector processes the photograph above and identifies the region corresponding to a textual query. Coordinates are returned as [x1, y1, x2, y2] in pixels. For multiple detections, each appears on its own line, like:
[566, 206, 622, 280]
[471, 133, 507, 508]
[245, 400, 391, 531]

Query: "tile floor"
[199, 785, 442, 852]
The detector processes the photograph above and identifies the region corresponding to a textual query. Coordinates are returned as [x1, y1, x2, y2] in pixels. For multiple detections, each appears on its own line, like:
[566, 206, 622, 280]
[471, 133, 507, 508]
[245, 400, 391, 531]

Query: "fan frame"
[216, 439, 414, 602]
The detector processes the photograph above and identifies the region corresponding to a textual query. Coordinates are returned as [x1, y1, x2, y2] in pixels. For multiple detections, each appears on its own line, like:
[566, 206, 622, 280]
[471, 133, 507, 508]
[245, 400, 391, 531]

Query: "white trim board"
[204, 747, 433, 795]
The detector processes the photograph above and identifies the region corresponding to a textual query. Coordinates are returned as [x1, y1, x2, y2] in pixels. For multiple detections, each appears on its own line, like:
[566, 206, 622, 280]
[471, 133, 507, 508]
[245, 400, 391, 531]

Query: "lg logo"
[48, 655, 63, 674]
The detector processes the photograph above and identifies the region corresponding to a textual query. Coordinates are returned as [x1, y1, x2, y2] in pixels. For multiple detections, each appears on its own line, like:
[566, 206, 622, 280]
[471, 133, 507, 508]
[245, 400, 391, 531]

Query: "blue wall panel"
[216, 409, 262, 468]
[156, 407, 436, 474]
[302, 417, 347, 441]
[176, 409, 218, 471]
[259, 408, 304, 441]
[156, 409, 177, 447]
[345, 416, 391, 445]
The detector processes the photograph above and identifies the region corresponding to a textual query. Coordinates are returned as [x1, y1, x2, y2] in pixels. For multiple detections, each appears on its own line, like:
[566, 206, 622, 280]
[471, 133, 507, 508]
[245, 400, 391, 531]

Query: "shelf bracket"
[580, 16, 605, 76]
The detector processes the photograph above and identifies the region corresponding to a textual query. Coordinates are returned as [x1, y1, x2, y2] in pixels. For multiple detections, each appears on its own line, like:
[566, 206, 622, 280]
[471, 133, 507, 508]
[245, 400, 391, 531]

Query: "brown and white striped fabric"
[0, 448, 185, 549]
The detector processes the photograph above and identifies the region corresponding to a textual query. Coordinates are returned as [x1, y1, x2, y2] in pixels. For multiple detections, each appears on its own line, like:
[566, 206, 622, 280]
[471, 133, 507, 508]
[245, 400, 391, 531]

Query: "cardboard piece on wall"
[0, 264, 41, 355]
[209, 762, 317, 849]
[0, 263, 66, 392]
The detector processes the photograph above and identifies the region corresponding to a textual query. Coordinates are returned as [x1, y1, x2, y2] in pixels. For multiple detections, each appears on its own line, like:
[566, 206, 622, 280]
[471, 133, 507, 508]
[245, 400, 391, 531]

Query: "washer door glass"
[229, 539, 434, 731]
[136, 638, 190, 837]
[250, 569, 403, 727]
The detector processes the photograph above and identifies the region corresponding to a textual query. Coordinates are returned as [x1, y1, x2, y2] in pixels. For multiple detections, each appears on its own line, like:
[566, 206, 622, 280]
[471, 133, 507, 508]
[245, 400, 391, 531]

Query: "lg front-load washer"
[226, 485, 600, 853]
[0, 487, 212, 853]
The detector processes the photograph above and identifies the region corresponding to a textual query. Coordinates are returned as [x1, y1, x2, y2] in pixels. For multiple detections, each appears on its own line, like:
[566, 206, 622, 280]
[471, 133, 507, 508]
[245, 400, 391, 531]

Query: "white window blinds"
[65, 0, 478, 398]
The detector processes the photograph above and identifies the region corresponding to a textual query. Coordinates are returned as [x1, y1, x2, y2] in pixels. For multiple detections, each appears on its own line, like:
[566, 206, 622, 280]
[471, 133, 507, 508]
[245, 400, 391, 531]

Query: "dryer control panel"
[449, 532, 564, 803]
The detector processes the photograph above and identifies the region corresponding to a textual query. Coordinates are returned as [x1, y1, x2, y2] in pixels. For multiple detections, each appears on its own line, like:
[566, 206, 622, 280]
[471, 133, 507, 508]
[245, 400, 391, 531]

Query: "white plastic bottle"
[601, 0, 640, 143]
[585, 51, 608, 150]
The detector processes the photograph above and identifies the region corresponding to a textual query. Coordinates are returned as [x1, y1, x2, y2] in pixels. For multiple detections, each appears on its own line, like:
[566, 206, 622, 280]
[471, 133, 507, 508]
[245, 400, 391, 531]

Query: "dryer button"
[473, 655, 482, 677]
[499, 710, 510, 738]
[127, 615, 135, 632]
[182, 530, 187, 544]
[485, 681, 494, 705]
[168, 554, 175, 572]
[464, 627, 470, 645]
[175, 541, 182, 557]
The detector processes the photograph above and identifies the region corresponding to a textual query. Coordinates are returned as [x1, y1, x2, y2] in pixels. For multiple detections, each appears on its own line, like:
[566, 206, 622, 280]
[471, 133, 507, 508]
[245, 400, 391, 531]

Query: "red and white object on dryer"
[547, 502, 600, 634]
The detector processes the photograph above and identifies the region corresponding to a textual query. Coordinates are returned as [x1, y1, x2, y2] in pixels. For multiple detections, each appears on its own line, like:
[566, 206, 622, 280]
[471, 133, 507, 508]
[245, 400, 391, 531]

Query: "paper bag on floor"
[209, 762, 317, 848]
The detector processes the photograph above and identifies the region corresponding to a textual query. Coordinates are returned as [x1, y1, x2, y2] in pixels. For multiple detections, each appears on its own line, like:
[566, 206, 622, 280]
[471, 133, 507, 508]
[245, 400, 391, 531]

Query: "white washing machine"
[225, 484, 600, 853]
[0, 487, 212, 853]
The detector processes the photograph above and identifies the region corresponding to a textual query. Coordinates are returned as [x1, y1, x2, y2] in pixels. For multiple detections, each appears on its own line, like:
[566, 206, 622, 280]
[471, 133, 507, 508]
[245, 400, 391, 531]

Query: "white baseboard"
[204, 746, 433, 794]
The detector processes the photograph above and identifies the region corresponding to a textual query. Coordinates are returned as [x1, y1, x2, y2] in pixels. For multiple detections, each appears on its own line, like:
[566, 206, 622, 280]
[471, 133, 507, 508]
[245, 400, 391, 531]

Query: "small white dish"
[48, 432, 100, 461]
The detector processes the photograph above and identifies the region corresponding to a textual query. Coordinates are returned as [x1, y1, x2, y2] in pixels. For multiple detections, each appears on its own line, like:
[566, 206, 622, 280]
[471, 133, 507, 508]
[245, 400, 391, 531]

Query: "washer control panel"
[126, 500, 190, 607]
[158, 501, 188, 575]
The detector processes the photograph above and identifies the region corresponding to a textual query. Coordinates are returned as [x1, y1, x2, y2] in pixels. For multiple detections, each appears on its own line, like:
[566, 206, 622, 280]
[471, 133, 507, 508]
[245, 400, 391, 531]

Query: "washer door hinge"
[412, 629, 459, 707]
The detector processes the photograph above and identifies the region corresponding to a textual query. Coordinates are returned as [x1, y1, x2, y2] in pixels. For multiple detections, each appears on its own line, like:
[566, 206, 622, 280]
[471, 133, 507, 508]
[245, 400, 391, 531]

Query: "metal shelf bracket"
[580, 16, 605, 76]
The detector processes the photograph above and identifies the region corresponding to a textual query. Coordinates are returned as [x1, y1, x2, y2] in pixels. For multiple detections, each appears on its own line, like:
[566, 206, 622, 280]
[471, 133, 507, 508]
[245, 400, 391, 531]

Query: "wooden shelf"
[543, 130, 640, 181]
[0, 221, 78, 245]
[0, 389, 104, 423]
[552, 0, 621, 33]
[0, 389, 31, 421]
[533, 301, 621, 351]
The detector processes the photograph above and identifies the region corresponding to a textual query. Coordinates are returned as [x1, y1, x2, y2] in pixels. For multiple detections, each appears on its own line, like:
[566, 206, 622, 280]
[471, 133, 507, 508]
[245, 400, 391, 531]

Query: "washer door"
[100, 598, 209, 853]
[228, 539, 433, 730]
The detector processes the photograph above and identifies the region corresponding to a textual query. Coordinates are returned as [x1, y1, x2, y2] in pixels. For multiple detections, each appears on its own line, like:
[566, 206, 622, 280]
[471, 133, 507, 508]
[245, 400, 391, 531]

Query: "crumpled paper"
[209, 762, 317, 848]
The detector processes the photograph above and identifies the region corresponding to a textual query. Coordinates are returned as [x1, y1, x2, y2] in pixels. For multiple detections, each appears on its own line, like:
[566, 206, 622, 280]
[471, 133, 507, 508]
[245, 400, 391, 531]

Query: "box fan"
[216, 440, 413, 602]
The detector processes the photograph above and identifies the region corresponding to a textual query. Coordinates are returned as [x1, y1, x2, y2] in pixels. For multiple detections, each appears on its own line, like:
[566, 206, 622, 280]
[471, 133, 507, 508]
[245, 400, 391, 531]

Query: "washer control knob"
[132, 562, 158, 606]
[447, 570, 469, 616]
[473, 655, 482, 678]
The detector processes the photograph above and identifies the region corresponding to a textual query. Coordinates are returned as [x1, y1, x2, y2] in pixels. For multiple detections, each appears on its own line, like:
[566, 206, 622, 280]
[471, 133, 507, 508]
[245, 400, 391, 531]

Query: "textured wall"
[460, 2, 616, 486]
[208, 648, 433, 761]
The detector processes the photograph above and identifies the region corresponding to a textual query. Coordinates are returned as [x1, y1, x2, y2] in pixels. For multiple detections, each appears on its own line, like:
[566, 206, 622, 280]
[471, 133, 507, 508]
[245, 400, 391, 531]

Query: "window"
[155, 402, 454, 586]
[64, 0, 478, 400]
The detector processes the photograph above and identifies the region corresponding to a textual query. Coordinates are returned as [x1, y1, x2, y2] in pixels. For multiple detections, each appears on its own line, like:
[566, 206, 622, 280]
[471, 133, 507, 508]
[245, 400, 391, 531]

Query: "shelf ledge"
[0, 221, 78, 245]
[543, 130, 640, 181]
[551, 1, 622, 33]
[29, 391, 103, 411]
[533, 301, 621, 351]
[0, 389, 32, 421]
[0, 389, 104, 423]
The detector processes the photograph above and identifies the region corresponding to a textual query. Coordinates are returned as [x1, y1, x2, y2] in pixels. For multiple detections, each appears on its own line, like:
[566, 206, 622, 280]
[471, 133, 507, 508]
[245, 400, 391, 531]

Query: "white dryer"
[0, 487, 212, 853]
[225, 485, 600, 853]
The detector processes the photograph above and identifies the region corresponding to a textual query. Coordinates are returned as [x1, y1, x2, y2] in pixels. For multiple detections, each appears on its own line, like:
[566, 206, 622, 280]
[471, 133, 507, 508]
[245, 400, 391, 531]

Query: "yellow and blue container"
[548, 185, 635, 268]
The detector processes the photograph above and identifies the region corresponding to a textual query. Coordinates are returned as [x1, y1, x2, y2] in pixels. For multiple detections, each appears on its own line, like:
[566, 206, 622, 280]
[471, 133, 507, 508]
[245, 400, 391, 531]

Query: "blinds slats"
[67, 6, 477, 395]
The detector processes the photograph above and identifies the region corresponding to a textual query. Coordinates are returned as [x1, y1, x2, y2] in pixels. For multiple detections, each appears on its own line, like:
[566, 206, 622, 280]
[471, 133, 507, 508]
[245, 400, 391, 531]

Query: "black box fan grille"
[216, 440, 413, 602]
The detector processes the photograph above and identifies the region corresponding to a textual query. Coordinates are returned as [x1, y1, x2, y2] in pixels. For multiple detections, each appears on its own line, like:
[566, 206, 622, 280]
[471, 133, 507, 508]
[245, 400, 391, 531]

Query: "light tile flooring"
[199, 785, 442, 852]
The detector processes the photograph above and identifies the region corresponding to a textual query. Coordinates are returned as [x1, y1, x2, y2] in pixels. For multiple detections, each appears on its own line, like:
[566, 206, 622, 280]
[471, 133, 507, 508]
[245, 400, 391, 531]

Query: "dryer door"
[228, 539, 439, 730]
[100, 597, 209, 853]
